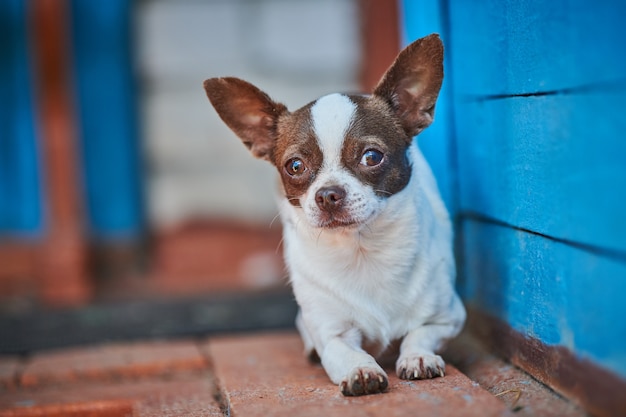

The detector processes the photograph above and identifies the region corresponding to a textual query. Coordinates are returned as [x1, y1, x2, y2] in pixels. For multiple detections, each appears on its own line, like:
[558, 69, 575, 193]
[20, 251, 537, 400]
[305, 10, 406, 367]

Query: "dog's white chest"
[282, 186, 434, 344]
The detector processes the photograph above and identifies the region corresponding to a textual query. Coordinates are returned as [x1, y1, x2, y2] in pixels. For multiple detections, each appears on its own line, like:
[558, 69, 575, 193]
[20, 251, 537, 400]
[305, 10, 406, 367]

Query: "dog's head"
[204, 34, 443, 229]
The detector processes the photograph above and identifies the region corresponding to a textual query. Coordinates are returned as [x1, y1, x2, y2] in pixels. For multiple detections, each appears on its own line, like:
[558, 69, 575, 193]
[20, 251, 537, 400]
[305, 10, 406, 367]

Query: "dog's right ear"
[373, 34, 444, 138]
[203, 77, 287, 162]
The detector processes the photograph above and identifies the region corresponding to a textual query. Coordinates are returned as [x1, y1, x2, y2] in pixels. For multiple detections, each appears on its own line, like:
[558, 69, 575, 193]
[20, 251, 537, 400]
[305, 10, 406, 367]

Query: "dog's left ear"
[203, 77, 287, 163]
[373, 34, 444, 138]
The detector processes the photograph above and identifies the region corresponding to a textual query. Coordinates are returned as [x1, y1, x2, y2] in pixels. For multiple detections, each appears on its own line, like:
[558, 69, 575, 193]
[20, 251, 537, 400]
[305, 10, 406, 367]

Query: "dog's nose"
[315, 186, 346, 211]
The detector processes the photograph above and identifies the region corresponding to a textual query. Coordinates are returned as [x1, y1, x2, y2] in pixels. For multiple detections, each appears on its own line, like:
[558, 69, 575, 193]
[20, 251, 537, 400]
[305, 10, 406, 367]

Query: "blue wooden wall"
[403, 0, 626, 379]
[0, 0, 43, 238]
[0, 0, 144, 241]
[69, 0, 144, 240]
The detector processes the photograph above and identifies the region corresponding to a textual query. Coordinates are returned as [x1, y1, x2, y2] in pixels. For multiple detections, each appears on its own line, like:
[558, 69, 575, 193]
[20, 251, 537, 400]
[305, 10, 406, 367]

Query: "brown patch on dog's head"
[273, 105, 323, 207]
[340, 94, 412, 198]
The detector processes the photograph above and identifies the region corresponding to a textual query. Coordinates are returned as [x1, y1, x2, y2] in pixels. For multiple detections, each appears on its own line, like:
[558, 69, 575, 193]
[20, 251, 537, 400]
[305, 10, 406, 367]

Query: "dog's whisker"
[374, 189, 393, 196]
[316, 228, 324, 246]
[269, 211, 281, 228]
[275, 235, 285, 254]
[295, 217, 302, 233]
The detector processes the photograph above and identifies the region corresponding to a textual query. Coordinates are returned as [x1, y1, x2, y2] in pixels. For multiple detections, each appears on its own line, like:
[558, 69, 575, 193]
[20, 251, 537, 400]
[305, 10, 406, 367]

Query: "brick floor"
[443, 332, 589, 417]
[205, 332, 513, 417]
[0, 340, 220, 416]
[19, 340, 207, 387]
[0, 330, 589, 416]
[1, 374, 221, 416]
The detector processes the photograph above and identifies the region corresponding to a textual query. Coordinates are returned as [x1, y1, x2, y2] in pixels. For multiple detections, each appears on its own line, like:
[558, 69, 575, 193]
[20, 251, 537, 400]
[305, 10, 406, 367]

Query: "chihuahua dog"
[203, 34, 465, 396]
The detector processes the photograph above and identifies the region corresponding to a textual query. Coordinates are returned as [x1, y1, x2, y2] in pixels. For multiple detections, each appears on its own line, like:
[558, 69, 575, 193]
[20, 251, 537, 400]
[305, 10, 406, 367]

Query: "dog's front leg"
[396, 323, 459, 380]
[320, 329, 388, 396]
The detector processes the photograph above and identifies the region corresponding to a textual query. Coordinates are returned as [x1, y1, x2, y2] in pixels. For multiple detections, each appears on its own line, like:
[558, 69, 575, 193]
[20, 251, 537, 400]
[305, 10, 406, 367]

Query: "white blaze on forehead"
[311, 94, 356, 167]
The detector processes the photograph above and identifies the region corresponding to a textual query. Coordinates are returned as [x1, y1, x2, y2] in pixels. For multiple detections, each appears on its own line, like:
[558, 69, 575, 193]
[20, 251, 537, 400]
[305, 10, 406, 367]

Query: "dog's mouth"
[314, 209, 374, 230]
[318, 217, 360, 229]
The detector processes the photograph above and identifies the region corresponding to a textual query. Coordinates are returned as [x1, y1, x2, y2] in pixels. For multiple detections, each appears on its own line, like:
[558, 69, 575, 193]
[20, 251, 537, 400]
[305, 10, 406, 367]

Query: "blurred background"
[1, 1, 626, 410]
[0, 0, 400, 311]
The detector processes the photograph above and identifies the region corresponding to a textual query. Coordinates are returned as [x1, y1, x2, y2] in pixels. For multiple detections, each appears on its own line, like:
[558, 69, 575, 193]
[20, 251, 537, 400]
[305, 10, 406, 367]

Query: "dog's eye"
[360, 149, 384, 167]
[285, 158, 306, 176]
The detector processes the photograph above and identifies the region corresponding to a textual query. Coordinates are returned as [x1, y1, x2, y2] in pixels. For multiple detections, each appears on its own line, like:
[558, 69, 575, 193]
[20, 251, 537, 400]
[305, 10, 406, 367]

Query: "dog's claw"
[397, 354, 446, 381]
[341, 367, 388, 396]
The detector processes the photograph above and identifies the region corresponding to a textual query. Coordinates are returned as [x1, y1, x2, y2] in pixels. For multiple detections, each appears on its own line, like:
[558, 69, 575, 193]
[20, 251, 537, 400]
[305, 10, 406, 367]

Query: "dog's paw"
[340, 367, 389, 396]
[396, 353, 445, 380]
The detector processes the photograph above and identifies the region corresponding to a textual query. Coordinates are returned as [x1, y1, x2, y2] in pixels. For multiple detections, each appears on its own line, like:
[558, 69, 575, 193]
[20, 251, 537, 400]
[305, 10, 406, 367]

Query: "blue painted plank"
[454, 90, 626, 253]
[460, 219, 626, 378]
[0, 0, 43, 237]
[402, 0, 458, 213]
[69, 0, 144, 240]
[448, 0, 626, 97]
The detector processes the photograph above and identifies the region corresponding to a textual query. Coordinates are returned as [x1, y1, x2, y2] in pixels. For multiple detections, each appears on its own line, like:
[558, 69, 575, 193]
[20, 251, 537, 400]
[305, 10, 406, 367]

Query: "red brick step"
[1, 331, 586, 416]
[205, 332, 513, 417]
